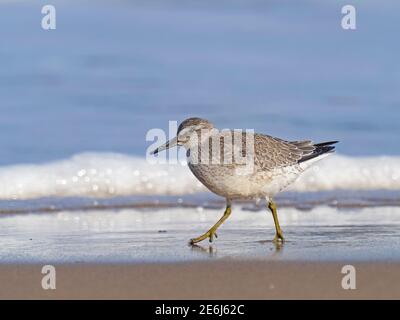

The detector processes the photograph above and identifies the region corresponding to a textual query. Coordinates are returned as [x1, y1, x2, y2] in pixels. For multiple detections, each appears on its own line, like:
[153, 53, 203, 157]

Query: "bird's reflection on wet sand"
[189, 239, 284, 259]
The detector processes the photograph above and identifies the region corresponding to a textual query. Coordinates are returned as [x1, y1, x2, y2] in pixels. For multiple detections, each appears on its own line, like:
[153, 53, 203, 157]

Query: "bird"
[151, 117, 337, 244]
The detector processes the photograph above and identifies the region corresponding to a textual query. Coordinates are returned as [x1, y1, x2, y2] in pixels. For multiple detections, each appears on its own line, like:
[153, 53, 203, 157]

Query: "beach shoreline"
[2, 204, 399, 298]
[1, 204, 400, 264]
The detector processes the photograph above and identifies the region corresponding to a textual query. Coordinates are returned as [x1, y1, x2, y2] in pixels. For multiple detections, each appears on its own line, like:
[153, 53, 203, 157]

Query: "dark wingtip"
[298, 141, 338, 164]
[314, 141, 339, 147]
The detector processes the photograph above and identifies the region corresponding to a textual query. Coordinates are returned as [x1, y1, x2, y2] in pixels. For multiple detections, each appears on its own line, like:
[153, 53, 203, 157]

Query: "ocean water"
[0, 0, 400, 162]
[0, 0, 399, 200]
[0, 1, 400, 262]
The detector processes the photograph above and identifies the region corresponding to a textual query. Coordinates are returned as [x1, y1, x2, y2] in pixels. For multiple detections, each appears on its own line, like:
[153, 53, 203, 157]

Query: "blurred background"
[0, 0, 399, 167]
[1, 1, 400, 265]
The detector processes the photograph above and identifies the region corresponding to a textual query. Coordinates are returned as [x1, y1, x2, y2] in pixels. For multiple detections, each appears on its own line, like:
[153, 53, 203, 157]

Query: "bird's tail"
[298, 141, 338, 164]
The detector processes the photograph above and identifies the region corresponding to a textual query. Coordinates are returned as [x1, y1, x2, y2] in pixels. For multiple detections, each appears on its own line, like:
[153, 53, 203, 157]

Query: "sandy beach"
[1, 261, 399, 299]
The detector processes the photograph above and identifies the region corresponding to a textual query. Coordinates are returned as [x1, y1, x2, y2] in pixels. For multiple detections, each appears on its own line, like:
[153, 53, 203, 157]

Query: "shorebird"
[151, 117, 337, 244]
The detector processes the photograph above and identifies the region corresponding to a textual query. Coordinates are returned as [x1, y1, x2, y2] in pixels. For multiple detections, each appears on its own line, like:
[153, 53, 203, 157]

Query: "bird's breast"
[188, 162, 302, 199]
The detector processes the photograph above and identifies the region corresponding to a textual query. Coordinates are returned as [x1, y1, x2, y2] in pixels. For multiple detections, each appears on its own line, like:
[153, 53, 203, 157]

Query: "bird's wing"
[253, 134, 316, 171]
[203, 131, 331, 171]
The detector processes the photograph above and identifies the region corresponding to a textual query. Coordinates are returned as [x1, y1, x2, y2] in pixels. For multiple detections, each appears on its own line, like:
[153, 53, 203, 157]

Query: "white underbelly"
[188, 163, 302, 199]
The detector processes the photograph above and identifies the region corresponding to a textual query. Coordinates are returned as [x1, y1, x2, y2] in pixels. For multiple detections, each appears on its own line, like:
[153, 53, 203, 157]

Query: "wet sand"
[0, 261, 399, 299]
[1, 204, 400, 299]
[1, 205, 400, 263]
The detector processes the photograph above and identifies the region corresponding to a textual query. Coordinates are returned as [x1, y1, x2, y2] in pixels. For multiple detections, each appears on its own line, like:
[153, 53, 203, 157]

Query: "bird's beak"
[151, 136, 178, 155]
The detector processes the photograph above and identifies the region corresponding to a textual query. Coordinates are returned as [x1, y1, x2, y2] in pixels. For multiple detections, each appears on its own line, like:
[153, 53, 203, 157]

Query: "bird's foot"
[272, 233, 285, 244]
[190, 229, 218, 245]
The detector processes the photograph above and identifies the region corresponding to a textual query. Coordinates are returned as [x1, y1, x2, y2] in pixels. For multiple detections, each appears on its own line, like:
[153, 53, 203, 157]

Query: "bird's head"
[151, 117, 214, 155]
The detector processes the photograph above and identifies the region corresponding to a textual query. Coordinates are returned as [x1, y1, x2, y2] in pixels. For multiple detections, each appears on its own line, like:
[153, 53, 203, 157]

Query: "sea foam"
[0, 153, 399, 200]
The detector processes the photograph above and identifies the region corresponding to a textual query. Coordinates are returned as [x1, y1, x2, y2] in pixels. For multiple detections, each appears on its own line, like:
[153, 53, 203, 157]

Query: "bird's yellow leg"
[190, 202, 232, 244]
[268, 200, 285, 243]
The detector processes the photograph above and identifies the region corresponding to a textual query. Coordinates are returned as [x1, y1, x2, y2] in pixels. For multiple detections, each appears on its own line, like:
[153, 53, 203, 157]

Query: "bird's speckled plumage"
[178, 119, 336, 200]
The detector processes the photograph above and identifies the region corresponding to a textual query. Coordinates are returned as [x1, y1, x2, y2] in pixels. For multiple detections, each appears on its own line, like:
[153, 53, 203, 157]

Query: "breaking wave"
[0, 153, 399, 200]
